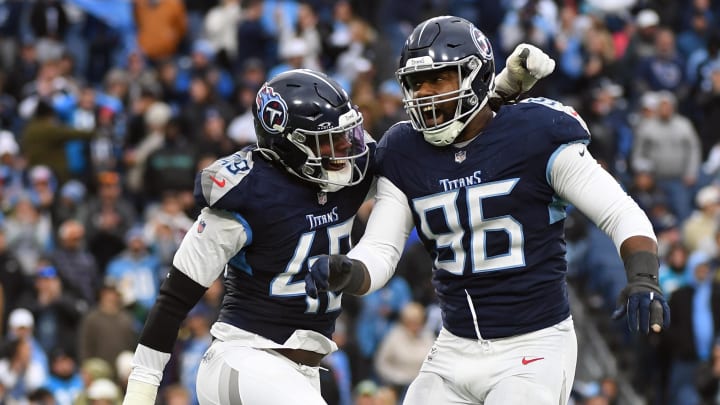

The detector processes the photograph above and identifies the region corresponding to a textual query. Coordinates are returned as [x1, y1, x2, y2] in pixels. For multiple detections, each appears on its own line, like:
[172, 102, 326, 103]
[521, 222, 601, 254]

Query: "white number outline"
[412, 179, 525, 275]
[269, 217, 354, 313]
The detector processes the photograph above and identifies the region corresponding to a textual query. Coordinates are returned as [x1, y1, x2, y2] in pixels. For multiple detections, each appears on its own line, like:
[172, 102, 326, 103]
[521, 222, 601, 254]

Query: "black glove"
[611, 251, 671, 333]
[305, 255, 355, 299]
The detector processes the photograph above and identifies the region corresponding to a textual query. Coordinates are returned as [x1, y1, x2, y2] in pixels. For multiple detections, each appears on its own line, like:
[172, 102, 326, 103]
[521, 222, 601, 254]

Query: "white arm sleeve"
[347, 176, 414, 294]
[172, 207, 249, 287]
[549, 143, 656, 253]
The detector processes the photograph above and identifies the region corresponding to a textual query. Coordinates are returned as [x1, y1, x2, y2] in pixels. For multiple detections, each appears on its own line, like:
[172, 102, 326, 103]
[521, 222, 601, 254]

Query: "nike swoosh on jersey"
[521, 356, 545, 365]
[210, 175, 226, 187]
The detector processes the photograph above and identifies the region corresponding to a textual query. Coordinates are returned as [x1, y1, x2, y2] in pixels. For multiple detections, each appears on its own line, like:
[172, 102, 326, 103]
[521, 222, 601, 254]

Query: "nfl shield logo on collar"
[455, 150, 466, 163]
[317, 192, 327, 205]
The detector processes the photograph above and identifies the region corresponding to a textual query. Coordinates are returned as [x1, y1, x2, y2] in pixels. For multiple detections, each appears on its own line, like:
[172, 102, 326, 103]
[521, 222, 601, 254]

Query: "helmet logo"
[471, 28, 493, 60]
[256, 84, 288, 133]
[317, 122, 333, 130]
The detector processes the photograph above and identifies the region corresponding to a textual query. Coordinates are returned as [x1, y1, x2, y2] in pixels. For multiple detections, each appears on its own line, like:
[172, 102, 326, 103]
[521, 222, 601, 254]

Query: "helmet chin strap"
[321, 163, 353, 192]
[423, 120, 466, 146]
[422, 97, 486, 146]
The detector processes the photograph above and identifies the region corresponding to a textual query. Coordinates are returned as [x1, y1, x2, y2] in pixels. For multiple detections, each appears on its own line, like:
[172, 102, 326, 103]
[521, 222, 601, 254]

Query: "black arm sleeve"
[138, 266, 209, 353]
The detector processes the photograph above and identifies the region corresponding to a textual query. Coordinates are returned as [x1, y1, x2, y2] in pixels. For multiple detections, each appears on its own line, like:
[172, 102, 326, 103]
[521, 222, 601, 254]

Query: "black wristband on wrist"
[623, 251, 660, 281]
[342, 259, 368, 295]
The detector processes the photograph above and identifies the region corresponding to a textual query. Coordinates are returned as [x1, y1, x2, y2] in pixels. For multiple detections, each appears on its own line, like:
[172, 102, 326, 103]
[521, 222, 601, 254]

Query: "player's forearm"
[347, 177, 414, 294]
[138, 267, 207, 352]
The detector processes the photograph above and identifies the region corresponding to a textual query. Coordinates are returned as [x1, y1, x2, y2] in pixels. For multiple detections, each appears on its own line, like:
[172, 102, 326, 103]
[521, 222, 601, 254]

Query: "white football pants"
[403, 316, 577, 405]
[195, 340, 327, 404]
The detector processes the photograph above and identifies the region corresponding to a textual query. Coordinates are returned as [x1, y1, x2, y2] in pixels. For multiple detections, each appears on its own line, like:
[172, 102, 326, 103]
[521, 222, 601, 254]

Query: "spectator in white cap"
[87, 378, 120, 405]
[5, 308, 49, 384]
[682, 185, 720, 251]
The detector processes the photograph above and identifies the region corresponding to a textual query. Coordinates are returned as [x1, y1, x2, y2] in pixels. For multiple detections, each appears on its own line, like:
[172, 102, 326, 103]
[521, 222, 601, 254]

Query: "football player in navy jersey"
[120, 52, 555, 405]
[305, 16, 671, 405]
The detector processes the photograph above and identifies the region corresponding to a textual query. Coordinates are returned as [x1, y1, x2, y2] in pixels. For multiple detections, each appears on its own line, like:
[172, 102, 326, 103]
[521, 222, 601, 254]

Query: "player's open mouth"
[325, 160, 347, 171]
[422, 106, 444, 126]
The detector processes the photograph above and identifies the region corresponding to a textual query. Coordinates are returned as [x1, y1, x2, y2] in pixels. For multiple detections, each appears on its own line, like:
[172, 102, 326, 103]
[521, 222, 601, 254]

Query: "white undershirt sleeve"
[549, 143, 656, 253]
[347, 176, 414, 294]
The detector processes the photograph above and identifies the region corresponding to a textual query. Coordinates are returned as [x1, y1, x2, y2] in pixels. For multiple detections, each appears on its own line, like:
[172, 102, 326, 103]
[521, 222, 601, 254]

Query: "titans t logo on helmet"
[256, 85, 289, 134]
[471, 28, 493, 60]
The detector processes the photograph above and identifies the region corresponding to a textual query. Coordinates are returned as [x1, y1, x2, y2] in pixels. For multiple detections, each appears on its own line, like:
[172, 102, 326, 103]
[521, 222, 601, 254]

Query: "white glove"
[493, 43, 555, 100]
[122, 378, 158, 405]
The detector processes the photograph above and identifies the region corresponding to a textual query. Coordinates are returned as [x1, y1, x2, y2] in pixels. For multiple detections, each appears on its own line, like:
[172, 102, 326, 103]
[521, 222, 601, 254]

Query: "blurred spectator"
[371, 79, 407, 139]
[20, 99, 94, 185]
[203, 0, 242, 65]
[142, 192, 192, 273]
[125, 101, 172, 199]
[176, 39, 234, 100]
[5, 308, 49, 385]
[85, 378, 120, 405]
[0, 226, 29, 328]
[277, 2, 322, 73]
[627, 159, 666, 215]
[82, 171, 137, 273]
[50, 219, 100, 307]
[373, 301, 434, 400]
[226, 81, 260, 147]
[134, 0, 188, 63]
[179, 76, 233, 142]
[44, 347, 83, 405]
[28, 165, 57, 214]
[77, 282, 137, 368]
[73, 358, 114, 405]
[659, 251, 720, 405]
[235, 0, 275, 70]
[659, 242, 691, 298]
[52, 179, 88, 229]
[697, 62, 720, 165]
[267, 37, 313, 79]
[4, 193, 54, 276]
[353, 379, 378, 405]
[498, 0, 557, 55]
[105, 226, 161, 327]
[355, 275, 412, 365]
[682, 185, 720, 251]
[619, 9, 660, 93]
[16, 265, 86, 356]
[0, 336, 47, 403]
[29, 0, 69, 63]
[142, 117, 197, 200]
[582, 79, 632, 177]
[634, 27, 687, 99]
[631, 91, 702, 221]
[161, 383, 191, 405]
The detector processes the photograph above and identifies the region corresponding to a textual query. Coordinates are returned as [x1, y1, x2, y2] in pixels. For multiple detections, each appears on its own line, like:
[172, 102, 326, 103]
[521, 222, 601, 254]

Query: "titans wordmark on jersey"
[377, 98, 590, 339]
[194, 144, 376, 343]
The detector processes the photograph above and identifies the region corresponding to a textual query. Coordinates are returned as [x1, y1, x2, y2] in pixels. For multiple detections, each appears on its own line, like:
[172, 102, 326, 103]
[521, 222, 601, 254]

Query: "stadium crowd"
[0, 0, 719, 404]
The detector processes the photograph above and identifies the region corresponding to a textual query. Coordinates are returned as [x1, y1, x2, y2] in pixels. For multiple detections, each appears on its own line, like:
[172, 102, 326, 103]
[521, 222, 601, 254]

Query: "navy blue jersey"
[194, 145, 376, 344]
[377, 98, 590, 339]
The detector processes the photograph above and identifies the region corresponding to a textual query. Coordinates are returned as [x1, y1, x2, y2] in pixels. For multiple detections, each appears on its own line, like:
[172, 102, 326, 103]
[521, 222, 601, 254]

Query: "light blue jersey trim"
[545, 141, 588, 224]
[228, 212, 253, 275]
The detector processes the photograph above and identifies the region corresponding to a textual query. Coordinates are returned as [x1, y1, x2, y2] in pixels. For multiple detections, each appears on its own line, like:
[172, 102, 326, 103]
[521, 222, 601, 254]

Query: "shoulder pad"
[519, 97, 590, 145]
[194, 150, 255, 208]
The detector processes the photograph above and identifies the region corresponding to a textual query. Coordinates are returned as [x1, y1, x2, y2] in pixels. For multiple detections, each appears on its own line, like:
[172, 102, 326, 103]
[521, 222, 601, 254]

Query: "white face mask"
[321, 163, 353, 193]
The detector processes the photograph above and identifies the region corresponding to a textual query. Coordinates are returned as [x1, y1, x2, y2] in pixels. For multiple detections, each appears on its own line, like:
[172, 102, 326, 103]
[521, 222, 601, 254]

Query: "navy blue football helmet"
[396, 16, 496, 146]
[253, 69, 369, 191]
